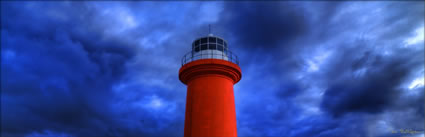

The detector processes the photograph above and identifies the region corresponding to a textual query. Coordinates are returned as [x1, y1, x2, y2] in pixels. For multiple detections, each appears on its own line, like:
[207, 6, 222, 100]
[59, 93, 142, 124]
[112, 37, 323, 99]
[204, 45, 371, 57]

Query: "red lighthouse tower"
[179, 34, 242, 137]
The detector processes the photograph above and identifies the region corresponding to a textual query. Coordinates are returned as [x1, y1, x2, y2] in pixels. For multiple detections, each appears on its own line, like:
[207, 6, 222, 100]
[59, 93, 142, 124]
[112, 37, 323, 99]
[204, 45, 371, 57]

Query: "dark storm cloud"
[221, 2, 310, 51]
[218, 1, 318, 100]
[218, 2, 350, 81]
[316, 1, 424, 118]
[1, 2, 150, 136]
[321, 46, 424, 117]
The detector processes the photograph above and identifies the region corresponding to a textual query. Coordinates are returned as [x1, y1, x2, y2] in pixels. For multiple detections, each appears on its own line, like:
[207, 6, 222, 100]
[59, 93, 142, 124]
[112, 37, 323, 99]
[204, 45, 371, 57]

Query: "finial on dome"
[208, 24, 213, 36]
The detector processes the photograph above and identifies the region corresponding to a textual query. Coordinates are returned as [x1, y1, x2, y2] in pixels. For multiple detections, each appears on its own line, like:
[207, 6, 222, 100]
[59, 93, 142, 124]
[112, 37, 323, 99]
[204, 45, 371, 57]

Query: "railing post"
[182, 54, 185, 66]
[223, 50, 225, 59]
[230, 52, 232, 62]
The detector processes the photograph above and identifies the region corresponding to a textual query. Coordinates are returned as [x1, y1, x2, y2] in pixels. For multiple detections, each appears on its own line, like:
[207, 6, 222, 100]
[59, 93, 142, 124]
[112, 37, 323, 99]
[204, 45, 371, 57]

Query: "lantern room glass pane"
[218, 39, 223, 44]
[209, 44, 217, 50]
[201, 44, 207, 50]
[201, 38, 207, 44]
[217, 45, 223, 51]
[195, 40, 200, 45]
[209, 37, 216, 43]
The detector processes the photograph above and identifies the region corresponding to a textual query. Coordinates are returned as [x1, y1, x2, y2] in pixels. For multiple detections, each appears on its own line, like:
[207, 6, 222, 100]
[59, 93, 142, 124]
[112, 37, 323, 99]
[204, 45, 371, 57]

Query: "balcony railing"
[181, 50, 239, 66]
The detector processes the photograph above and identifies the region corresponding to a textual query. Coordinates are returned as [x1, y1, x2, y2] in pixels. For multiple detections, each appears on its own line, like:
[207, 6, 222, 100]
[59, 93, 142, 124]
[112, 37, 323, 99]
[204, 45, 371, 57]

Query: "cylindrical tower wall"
[184, 75, 237, 137]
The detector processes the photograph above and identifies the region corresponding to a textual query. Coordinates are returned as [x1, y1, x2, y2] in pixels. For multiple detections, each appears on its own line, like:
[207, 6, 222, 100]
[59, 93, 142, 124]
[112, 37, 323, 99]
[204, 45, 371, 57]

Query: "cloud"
[221, 2, 310, 51]
[2, 1, 424, 137]
[321, 47, 423, 117]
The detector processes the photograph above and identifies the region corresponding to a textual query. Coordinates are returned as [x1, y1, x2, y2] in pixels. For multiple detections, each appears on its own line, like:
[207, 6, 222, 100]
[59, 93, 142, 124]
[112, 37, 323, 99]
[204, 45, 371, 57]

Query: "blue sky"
[1, 1, 424, 137]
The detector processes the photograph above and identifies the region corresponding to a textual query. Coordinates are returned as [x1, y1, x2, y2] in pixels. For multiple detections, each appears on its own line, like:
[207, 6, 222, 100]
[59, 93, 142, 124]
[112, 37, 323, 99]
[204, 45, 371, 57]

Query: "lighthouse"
[179, 34, 242, 137]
